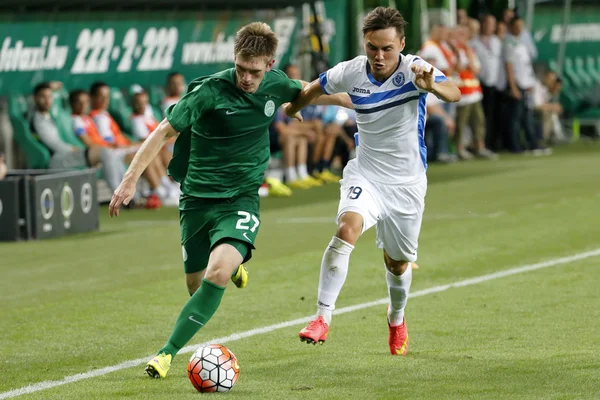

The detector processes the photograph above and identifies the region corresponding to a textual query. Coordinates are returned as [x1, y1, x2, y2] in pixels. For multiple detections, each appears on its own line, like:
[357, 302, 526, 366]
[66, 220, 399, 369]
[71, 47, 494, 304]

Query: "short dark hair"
[69, 89, 86, 106]
[90, 81, 108, 97]
[362, 7, 407, 38]
[33, 82, 51, 96]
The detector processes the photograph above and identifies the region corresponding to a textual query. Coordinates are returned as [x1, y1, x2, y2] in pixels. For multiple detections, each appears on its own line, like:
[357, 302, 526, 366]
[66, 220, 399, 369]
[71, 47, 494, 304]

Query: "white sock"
[160, 176, 172, 187]
[316, 236, 354, 325]
[155, 185, 168, 199]
[386, 264, 413, 327]
[285, 167, 297, 182]
[297, 164, 309, 179]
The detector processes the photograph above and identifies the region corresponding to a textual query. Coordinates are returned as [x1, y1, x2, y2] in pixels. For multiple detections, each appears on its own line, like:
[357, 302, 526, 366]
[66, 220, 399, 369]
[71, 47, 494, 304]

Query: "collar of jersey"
[366, 54, 403, 87]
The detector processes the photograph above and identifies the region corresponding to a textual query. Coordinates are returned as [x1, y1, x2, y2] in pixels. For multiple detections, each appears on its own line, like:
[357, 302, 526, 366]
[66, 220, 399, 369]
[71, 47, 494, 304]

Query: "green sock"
[158, 278, 225, 358]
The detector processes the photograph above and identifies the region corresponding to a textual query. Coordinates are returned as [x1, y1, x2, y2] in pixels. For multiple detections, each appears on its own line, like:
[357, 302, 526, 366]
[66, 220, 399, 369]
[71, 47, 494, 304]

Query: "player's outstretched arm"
[312, 93, 354, 109]
[109, 119, 178, 217]
[411, 65, 461, 103]
[297, 79, 353, 109]
[284, 79, 326, 118]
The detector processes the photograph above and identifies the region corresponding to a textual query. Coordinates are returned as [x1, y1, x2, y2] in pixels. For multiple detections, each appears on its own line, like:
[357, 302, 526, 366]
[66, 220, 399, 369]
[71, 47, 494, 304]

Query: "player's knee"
[336, 217, 362, 245]
[204, 261, 235, 287]
[384, 254, 410, 276]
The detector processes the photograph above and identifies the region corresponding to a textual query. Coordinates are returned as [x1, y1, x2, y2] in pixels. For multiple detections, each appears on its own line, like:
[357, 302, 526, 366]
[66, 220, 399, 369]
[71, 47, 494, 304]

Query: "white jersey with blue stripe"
[319, 54, 447, 184]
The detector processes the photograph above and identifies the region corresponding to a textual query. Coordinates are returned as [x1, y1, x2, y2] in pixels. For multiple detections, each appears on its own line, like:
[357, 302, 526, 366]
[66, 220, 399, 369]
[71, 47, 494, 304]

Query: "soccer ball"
[187, 344, 240, 393]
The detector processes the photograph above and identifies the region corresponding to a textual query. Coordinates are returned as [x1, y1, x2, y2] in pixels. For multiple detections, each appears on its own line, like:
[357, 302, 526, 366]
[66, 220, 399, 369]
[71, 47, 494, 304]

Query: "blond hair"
[234, 22, 278, 60]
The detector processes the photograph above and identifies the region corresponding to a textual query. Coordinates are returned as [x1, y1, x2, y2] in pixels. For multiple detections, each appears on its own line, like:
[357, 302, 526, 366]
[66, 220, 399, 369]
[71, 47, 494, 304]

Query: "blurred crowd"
[2, 8, 569, 205]
[419, 8, 565, 162]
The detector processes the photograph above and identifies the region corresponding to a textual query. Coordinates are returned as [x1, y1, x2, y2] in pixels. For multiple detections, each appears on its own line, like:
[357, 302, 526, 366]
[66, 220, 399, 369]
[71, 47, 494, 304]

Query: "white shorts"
[336, 160, 427, 262]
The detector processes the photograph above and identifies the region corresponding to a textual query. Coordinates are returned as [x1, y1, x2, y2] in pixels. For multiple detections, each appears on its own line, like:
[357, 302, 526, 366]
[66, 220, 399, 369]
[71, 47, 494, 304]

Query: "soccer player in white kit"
[284, 7, 461, 355]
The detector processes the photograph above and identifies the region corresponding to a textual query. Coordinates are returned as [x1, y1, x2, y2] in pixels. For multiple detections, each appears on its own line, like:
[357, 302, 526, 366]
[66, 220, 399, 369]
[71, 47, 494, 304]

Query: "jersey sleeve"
[269, 69, 302, 103]
[319, 61, 351, 95]
[165, 79, 216, 132]
[409, 57, 448, 94]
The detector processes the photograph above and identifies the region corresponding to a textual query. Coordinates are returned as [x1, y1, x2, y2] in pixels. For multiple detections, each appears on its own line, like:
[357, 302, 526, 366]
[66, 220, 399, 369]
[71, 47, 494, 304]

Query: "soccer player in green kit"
[108, 21, 351, 379]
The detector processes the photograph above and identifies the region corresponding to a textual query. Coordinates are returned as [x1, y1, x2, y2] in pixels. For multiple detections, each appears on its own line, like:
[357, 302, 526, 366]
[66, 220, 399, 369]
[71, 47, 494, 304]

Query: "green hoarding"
[0, 11, 301, 95]
[532, 7, 600, 63]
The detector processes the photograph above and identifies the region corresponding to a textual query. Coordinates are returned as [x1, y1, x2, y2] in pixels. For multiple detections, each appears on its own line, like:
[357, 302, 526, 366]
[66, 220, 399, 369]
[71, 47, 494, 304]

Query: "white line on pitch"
[1, 248, 599, 399]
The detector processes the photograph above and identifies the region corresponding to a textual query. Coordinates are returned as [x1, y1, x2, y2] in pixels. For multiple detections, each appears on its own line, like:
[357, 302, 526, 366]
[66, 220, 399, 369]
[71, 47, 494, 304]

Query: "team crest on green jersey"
[264, 100, 275, 117]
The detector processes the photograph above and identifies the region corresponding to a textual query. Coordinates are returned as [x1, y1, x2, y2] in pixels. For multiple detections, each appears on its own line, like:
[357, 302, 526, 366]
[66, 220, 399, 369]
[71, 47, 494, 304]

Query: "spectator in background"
[272, 64, 322, 189]
[496, 20, 508, 40]
[0, 152, 6, 180]
[301, 103, 339, 183]
[321, 106, 356, 173]
[471, 14, 503, 151]
[457, 9, 469, 26]
[467, 18, 480, 41]
[533, 70, 564, 147]
[504, 16, 540, 153]
[271, 106, 321, 189]
[88, 81, 179, 205]
[69, 89, 158, 209]
[31, 83, 125, 193]
[130, 86, 174, 169]
[503, 8, 537, 60]
[423, 58, 458, 164]
[453, 25, 496, 160]
[162, 72, 186, 112]
[419, 24, 456, 78]
[425, 92, 457, 164]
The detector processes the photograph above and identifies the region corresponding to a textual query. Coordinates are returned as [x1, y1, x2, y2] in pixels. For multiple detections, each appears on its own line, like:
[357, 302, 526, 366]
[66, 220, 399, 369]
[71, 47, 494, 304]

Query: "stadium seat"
[574, 57, 594, 88]
[148, 86, 165, 109]
[585, 56, 600, 84]
[108, 87, 133, 135]
[8, 95, 50, 169]
[564, 58, 584, 92]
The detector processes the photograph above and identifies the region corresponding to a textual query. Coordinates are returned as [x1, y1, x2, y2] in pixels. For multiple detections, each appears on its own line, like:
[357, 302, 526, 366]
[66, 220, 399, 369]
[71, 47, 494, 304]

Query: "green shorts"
[179, 193, 260, 274]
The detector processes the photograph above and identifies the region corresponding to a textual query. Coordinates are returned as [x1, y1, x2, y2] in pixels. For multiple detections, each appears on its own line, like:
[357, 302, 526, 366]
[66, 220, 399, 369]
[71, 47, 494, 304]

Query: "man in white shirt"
[471, 14, 503, 150]
[30, 83, 125, 192]
[284, 6, 460, 356]
[504, 16, 539, 152]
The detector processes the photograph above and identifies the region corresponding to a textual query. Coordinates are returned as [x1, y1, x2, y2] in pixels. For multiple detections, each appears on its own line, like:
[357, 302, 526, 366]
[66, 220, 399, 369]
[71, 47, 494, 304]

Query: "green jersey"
[166, 68, 302, 206]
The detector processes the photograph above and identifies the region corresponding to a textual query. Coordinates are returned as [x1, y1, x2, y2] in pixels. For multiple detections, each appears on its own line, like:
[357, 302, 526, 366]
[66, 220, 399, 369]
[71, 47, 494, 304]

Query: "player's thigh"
[337, 161, 383, 233]
[376, 180, 427, 262]
[180, 209, 212, 274]
[209, 195, 261, 265]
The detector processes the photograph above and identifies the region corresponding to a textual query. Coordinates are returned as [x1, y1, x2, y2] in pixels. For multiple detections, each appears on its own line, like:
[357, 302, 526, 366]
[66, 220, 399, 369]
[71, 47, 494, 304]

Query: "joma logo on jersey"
[352, 87, 371, 94]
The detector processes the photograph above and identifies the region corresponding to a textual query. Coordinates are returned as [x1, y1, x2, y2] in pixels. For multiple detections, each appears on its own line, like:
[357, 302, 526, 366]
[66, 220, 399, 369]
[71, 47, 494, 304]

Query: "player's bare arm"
[299, 79, 353, 109]
[283, 79, 326, 118]
[109, 118, 179, 217]
[411, 64, 461, 103]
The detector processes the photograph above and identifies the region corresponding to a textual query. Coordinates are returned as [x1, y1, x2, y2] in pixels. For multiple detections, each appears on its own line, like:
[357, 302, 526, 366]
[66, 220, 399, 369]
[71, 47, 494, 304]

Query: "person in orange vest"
[418, 23, 457, 78]
[130, 86, 174, 169]
[89, 82, 179, 206]
[452, 25, 496, 160]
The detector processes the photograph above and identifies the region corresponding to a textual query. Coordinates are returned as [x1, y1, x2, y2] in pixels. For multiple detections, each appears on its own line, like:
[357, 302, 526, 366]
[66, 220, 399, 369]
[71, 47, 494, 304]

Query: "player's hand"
[282, 103, 303, 122]
[510, 87, 522, 100]
[411, 65, 435, 91]
[109, 179, 137, 217]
